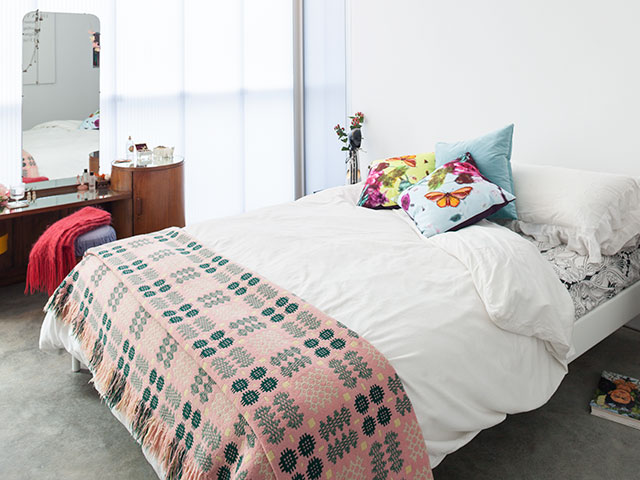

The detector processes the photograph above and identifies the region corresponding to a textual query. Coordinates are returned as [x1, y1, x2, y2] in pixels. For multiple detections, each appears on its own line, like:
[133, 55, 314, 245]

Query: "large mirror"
[22, 11, 100, 183]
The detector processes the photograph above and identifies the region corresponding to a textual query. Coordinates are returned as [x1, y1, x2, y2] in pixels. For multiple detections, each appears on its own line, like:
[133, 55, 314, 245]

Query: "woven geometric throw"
[46, 228, 432, 479]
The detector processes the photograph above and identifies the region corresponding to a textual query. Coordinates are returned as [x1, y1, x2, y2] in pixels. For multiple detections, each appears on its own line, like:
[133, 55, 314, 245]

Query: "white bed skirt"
[39, 310, 165, 480]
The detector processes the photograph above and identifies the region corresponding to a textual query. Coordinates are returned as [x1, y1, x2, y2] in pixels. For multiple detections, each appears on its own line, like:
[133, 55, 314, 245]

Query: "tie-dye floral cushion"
[399, 152, 515, 237]
[357, 152, 436, 208]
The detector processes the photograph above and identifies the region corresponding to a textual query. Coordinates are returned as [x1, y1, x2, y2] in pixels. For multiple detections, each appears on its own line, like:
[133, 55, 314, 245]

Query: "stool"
[74, 224, 117, 258]
[70, 224, 116, 372]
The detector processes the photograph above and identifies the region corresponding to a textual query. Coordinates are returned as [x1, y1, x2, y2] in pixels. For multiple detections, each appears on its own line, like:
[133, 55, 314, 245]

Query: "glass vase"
[346, 149, 361, 185]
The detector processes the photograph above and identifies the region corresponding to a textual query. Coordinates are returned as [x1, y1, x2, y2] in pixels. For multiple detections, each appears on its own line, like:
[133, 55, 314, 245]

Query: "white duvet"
[22, 120, 99, 179]
[40, 184, 575, 469]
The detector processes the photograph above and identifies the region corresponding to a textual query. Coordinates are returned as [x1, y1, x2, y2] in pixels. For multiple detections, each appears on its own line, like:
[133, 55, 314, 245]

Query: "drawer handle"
[135, 197, 143, 216]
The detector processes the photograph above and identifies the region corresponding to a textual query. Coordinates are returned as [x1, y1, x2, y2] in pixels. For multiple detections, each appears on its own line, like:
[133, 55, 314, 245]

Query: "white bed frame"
[568, 280, 640, 362]
[69, 281, 640, 371]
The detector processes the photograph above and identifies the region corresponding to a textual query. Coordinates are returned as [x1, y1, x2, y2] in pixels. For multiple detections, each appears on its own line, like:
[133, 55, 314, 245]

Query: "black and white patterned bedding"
[524, 236, 640, 318]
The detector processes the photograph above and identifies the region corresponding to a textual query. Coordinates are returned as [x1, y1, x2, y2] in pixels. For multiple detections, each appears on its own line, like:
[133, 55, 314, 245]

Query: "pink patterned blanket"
[46, 228, 432, 479]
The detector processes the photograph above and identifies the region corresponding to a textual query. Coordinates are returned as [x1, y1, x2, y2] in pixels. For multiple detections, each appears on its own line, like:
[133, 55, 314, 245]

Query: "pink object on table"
[23, 176, 49, 184]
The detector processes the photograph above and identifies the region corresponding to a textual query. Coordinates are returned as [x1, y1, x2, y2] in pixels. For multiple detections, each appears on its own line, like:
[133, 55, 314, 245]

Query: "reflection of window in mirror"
[22, 11, 100, 184]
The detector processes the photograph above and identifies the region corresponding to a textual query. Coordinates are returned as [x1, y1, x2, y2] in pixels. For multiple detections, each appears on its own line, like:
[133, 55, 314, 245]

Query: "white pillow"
[511, 163, 640, 263]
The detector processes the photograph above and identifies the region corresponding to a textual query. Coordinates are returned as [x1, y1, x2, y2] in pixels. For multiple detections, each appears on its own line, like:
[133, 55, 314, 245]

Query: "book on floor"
[590, 370, 640, 430]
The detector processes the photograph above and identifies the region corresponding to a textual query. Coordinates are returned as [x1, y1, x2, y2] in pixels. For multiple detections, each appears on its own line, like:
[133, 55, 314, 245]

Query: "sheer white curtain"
[184, 1, 294, 219]
[0, 0, 294, 224]
[303, 0, 347, 194]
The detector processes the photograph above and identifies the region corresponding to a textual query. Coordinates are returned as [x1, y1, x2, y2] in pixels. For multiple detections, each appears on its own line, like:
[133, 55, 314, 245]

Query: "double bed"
[39, 182, 640, 478]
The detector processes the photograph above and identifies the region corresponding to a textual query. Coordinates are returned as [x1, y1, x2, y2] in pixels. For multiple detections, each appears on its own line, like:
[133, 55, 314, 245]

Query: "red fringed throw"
[25, 207, 111, 295]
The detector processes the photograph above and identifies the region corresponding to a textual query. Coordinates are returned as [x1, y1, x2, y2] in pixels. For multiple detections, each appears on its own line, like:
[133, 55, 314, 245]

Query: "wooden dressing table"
[0, 158, 185, 287]
[0, 180, 131, 287]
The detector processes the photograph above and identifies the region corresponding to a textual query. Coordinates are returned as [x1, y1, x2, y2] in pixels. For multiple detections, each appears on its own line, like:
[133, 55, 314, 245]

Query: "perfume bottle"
[89, 172, 96, 192]
[126, 136, 135, 162]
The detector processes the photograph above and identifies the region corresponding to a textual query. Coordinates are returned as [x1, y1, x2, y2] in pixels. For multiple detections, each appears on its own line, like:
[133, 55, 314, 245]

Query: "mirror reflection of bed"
[21, 11, 100, 183]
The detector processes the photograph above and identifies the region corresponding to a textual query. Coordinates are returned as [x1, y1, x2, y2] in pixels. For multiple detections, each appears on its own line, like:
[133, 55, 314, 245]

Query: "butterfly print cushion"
[357, 152, 436, 208]
[399, 152, 515, 238]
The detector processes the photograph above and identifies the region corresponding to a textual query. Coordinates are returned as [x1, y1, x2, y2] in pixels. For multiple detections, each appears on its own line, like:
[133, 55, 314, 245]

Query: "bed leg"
[71, 355, 81, 373]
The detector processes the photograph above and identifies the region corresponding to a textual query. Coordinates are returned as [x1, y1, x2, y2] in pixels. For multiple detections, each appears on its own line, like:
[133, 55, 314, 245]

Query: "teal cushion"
[435, 124, 516, 220]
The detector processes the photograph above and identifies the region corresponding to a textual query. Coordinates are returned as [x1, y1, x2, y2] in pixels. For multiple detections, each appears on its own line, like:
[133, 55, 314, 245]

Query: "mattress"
[525, 236, 640, 318]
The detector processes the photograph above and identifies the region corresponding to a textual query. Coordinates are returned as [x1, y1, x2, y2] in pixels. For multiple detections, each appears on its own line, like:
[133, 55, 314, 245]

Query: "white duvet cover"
[22, 120, 99, 179]
[40, 184, 575, 469]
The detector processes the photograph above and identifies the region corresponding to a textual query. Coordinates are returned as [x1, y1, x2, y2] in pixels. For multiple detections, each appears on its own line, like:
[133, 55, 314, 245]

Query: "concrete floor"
[0, 283, 155, 480]
[437, 324, 640, 479]
[1, 281, 639, 480]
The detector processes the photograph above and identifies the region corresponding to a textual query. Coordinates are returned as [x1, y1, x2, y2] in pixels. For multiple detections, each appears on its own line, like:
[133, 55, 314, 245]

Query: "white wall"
[348, 0, 640, 175]
[22, 12, 100, 130]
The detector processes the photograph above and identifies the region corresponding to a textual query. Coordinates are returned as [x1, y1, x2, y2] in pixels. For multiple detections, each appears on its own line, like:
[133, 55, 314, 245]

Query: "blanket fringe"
[48, 296, 203, 480]
[45, 280, 71, 317]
